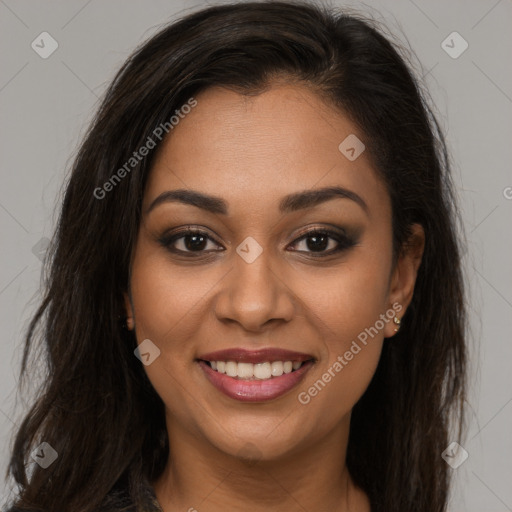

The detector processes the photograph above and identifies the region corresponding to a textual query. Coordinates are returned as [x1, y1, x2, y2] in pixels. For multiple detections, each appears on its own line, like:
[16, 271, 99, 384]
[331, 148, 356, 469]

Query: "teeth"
[207, 360, 305, 379]
[225, 361, 237, 377]
[271, 361, 284, 377]
[237, 362, 253, 379]
[254, 362, 272, 379]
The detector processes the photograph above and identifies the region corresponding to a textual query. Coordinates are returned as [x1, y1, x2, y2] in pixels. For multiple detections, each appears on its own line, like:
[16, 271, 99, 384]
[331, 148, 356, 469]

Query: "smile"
[197, 348, 315, 402]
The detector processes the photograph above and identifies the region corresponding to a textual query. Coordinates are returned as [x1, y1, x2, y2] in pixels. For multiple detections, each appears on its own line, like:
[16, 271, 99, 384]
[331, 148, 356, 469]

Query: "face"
[124, 83, 423, 462]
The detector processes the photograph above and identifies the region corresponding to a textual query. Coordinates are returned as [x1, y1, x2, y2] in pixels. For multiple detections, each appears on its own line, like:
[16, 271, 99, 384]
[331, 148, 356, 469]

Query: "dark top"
[94, 474, 164, 511]
[3, 474, 164, 512]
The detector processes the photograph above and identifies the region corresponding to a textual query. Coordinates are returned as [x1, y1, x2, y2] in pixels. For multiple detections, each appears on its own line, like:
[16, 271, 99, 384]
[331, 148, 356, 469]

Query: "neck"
[152, 414, 370, 512]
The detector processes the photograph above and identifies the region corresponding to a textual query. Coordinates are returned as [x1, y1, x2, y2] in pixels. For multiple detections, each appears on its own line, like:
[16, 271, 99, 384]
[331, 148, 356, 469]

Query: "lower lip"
[198, 360, 314, 402]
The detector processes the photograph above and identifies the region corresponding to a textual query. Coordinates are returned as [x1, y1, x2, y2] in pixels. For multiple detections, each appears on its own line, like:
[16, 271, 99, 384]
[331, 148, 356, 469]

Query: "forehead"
[143, 84, 389, 220]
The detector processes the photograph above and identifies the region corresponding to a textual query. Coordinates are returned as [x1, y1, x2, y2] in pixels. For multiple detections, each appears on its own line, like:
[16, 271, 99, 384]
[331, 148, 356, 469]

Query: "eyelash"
[158, 226, 357, 258]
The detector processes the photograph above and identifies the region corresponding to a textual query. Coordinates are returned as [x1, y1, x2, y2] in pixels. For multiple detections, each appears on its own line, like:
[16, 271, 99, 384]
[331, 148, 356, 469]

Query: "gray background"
[1, 0, 511, 510]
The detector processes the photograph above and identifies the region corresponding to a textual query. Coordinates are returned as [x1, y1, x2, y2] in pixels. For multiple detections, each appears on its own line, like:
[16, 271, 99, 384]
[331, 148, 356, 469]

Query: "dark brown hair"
[5, 1, 467, 511]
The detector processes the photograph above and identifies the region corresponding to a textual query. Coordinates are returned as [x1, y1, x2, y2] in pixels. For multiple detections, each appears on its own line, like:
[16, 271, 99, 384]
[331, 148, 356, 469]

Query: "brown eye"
[159, 228, 223, 254]
[288, 229, 356, 256]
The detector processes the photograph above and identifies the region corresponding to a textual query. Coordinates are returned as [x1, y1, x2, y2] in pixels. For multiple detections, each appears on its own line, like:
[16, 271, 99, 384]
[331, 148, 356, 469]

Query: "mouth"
[196, 348, 315, 402]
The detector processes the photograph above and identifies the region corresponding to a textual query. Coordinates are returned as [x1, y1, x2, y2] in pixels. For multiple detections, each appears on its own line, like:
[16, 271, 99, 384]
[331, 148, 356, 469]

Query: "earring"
[126, 317, 134, 330]
[393, 316, 401, 332]
[119, 315, 134, 331]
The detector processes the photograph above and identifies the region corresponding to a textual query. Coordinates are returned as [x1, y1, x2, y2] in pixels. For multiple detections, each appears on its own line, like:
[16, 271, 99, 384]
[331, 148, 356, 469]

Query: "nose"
[213, 247, 295, 332]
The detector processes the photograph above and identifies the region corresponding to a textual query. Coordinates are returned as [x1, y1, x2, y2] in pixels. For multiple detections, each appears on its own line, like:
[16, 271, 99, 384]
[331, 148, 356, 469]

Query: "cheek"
[128, 248, 208, 423]
[305, 247, 391, 342]
[129, 248, 212, 345]
[297, 281, 386, 420]
[296, 247, 390, 412]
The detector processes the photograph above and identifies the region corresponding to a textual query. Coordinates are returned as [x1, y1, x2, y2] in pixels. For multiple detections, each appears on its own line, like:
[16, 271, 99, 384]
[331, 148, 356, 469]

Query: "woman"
[5, 1, 467, 511]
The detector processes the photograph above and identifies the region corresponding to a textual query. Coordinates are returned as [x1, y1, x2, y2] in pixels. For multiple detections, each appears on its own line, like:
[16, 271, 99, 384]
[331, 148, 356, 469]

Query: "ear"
[124, 291, 135, 330]
[384, 223, 425, 338]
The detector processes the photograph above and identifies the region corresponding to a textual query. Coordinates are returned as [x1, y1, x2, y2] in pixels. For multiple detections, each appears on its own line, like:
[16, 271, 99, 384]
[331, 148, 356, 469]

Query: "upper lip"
[197, 348, 315, 364]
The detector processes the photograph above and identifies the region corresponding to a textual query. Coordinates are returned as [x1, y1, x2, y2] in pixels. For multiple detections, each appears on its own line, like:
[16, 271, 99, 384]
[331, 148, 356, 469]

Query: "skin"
[124, 82, 425, 512]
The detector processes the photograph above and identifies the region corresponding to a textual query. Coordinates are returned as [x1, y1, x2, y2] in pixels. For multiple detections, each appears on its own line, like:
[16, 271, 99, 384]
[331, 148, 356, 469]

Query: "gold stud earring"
[393, 316, 401, 332]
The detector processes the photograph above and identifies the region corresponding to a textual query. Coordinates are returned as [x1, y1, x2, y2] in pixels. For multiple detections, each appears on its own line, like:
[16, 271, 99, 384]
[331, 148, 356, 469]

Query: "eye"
[158, 227, 222, 254]
[287, 228, 356, 257]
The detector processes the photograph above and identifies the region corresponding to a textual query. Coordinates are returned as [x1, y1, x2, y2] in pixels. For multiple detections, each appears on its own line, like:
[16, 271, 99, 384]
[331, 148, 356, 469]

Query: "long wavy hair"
[5, 1, 467, 511]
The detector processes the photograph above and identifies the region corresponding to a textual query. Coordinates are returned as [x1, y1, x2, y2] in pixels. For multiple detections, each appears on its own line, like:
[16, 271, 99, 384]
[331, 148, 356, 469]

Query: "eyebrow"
[145, 185, 369, 216]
